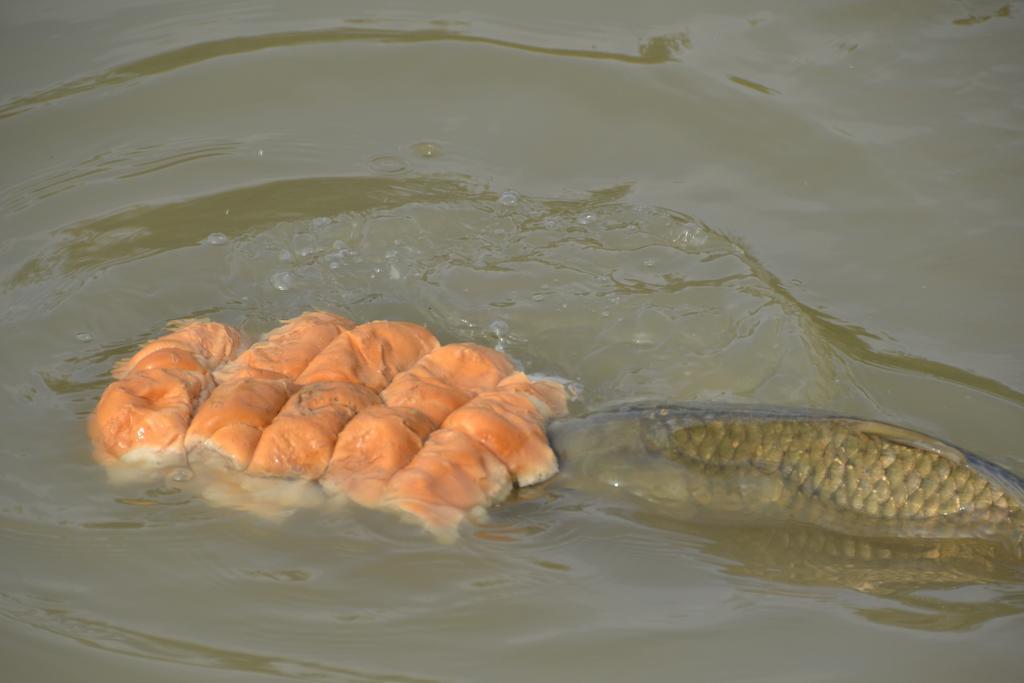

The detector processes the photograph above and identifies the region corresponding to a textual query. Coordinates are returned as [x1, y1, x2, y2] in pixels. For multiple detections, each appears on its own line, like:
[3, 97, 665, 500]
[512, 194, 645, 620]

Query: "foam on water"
[201, 232, 229, 246]
[269, 271, 294, 291]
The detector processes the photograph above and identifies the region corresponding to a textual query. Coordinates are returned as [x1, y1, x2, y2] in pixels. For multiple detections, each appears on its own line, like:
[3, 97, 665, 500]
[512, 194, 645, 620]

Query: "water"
[2, 1, 1023, 680]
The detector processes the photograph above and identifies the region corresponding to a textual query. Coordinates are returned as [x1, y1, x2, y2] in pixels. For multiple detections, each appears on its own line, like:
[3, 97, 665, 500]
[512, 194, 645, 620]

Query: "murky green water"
[2, 1, 1023, 680]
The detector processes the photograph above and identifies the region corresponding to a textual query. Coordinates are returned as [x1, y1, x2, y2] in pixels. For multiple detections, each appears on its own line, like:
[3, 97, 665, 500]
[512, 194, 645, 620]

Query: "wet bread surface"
[91, 312, 567, 538]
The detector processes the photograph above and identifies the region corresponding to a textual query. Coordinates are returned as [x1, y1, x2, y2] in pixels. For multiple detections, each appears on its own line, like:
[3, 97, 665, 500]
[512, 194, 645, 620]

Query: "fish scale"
[549, 403, 1024, 545]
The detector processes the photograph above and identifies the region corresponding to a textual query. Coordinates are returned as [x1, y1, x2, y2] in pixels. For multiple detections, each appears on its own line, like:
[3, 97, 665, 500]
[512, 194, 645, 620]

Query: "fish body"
[548, 403, 1024, 545]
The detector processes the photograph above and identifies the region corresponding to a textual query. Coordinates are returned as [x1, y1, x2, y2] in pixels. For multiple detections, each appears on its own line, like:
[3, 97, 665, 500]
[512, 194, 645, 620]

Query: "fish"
[97, 313, 1023, 553]
[547, 403, 1024, 547]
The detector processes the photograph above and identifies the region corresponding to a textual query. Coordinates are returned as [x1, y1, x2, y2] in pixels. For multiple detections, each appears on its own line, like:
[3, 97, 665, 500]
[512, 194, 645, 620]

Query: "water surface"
[2, 1, 1023, 680]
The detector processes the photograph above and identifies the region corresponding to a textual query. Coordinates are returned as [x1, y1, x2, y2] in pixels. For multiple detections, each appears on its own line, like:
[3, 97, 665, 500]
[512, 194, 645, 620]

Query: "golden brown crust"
[442, 390, 559, 487]
[322, 405, 435, 506]
[296, 321, 439, 390]
[381, 429, 513, 538]
[214, 311, 353, 383]
[406, 343, 517, 394]
[380, 343, 517, 428]
[91, 368, 210, 466]
[380, 373, 472, 428]
[247, 382, 380, 479]
[495, 372, 569, 418]
[185, 377, 293, 469]
[112, 320, 242, 379]
[91, 312, 566, 540]
[96, 320, 242, 466]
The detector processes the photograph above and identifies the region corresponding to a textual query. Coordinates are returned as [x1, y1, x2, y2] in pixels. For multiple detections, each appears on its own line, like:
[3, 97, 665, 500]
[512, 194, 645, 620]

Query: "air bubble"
[270, 271, 294, 291]
[201, 232, 228, 246]
[632, 332, 655, 345]
[566, 380, 584, 401]
[577, 212, 596, 225]
[168, 467, 194, 482]
[412, 142, 440, 158]
[490, 319, 511, 352]
[325, 250, 349, 270]
[75, 332, 93, 342]
[674, 224, 707, 247]
[488, 319, 510, 339]
[498, 190, 520, 206]
[532, 293, 545, 301]
[388, 264, 401, 280]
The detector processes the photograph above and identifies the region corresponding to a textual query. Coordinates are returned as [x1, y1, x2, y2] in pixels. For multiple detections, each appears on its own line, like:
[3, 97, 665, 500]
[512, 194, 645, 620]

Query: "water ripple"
[0, 139, 242, 214]
[0, 26, 689, 121]
[0, 590, 442, 682]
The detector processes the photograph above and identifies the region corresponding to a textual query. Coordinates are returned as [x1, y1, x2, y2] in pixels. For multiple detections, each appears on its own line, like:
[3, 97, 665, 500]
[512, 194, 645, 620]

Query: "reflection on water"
[613, 503, 1024, 632]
